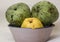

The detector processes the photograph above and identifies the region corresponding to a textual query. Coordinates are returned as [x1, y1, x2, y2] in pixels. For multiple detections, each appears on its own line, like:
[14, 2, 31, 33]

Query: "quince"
[21, 18, 43, 29]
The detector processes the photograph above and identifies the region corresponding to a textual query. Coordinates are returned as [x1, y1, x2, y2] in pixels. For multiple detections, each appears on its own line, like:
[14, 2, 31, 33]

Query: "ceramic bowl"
[9, 24, 54, 42]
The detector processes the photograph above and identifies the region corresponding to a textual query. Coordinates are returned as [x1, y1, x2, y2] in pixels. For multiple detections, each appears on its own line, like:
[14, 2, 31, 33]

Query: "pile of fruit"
[5, 1, 59, 29]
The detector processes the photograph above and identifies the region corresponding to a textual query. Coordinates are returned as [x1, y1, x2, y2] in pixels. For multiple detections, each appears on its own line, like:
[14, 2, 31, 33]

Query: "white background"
[0, 0, 60, 42]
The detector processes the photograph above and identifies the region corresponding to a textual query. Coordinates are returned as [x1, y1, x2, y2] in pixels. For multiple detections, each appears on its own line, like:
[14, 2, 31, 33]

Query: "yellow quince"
[21, 18, 43, 29]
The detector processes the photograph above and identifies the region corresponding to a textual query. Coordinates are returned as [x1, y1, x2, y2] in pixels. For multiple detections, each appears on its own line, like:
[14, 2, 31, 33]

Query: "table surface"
[0, 0, 60, 42]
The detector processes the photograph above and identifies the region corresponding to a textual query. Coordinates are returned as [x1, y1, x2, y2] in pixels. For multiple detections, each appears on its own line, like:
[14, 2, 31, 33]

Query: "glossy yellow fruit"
[21, 18, 43, 29]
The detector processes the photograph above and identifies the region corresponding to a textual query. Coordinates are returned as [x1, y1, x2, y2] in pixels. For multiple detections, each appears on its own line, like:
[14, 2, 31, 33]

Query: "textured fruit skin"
[21, 18, 43, 29]
[32, 1, 59, 26]
[6, 3, 30, 26]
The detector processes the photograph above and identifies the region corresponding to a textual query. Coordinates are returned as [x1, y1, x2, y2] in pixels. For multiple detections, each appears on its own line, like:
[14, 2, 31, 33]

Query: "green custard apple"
[6, 3, 30, 26]
[32, 1, 59, 26]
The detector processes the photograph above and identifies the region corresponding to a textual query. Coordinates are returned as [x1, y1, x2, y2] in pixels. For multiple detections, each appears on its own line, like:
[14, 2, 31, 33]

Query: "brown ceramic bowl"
[9, 24, 54, 42]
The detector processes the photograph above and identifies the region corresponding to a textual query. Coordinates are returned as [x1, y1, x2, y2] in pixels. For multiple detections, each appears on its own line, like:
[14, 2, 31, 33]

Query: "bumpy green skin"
[6, 3, 30, 26]
[32, 1, 59, 26]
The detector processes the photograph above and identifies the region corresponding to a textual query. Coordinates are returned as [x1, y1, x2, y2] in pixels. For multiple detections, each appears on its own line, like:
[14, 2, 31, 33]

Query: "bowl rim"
[8, 24, 55, 29]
